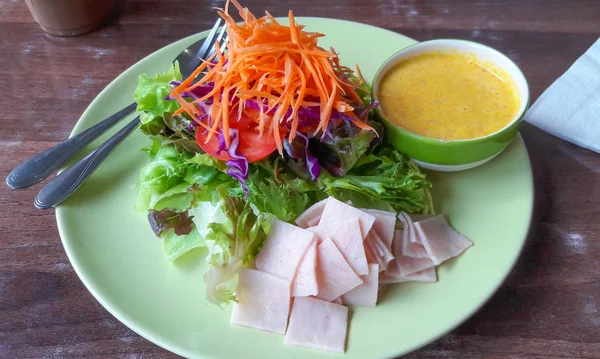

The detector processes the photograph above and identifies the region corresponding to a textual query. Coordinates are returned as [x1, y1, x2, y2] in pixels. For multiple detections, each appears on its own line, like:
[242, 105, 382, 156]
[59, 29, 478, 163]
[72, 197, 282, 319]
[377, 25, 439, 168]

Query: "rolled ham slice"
[285, 297, 348, 353]
[414, 215, 473, 265]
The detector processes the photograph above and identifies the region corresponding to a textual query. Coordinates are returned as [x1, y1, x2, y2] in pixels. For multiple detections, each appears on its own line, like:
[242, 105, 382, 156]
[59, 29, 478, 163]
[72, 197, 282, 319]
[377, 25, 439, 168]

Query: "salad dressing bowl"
[373, 39, 530, 172]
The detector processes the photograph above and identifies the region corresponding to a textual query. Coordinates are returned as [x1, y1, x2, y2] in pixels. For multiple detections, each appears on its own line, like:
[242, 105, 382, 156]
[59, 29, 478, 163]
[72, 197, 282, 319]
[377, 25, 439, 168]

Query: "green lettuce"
[247, 179, 311, 223]
[318, 146, 433, 214]
[202, 186, 273, 307]
[161, 227, 205, 261]
[136, 141, 234, 212]
[134, 62, 182, 126]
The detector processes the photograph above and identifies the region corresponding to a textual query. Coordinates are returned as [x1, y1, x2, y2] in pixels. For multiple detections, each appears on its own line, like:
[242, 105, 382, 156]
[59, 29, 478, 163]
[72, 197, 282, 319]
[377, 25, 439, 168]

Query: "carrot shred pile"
[171, 0, 373, 152]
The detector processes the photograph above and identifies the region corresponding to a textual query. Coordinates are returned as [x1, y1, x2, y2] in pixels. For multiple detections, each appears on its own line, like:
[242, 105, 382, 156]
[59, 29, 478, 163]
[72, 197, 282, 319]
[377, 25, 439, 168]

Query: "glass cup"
[24, 0, 117, 36]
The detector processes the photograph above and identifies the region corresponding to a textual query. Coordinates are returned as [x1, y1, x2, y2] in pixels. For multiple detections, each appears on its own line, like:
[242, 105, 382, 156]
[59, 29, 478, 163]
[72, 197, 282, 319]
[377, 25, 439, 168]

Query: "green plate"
[56, 18, 533, 359]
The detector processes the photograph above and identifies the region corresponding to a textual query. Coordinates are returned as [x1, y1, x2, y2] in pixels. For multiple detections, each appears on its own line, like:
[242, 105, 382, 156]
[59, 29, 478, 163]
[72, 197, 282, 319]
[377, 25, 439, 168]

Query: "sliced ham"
[306, 226, 332, 244]
[312, 218, 369, 275]
[292, 239, 318, 297]
[409, 214, 434, 223]
[295, 198, 328, 229]
[402, 231, 429, 258]
[397, 214, 429, 258]
[315, 238, 363, 301]
[369, 232, 385, 257]
[364, 238, 378, 265]
[398, 212, 419, 244]
[364, 236, 387, 272]
[320, 197, 375, 238]
[368, 231, 395, 264]
[380, 267, 437, 284]
[230, 269, 291, 334]
[362, 208, 396, 251]
[342, 264, 379, 306]
[332, 297, 343, 304]
[285, 297, 348, 353]
[386, 254, 435, 277]
[255, 219, 315, 281]
[414, 215, 473, 265]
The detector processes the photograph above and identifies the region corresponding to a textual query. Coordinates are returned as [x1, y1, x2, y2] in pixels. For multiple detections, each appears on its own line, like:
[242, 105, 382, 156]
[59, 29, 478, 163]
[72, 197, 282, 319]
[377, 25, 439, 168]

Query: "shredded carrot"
[170, 0, 374, 152]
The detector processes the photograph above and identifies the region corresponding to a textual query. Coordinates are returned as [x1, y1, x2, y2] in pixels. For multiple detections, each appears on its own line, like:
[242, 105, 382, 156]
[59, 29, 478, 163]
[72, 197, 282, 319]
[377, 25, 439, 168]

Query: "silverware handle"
[6, 102, 137, 190]
[34, 116, 141, 209]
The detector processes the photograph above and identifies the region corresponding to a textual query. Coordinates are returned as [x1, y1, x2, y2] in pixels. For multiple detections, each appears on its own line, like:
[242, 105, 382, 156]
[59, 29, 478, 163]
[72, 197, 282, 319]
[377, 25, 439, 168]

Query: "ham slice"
[315, 238, 363, 301]
[320, 197, 375, 238]
[285, 297, 348, 353]
[292, 239, 318, 297]
[362, 208, 396, 251]
[342, 264, 379, 306]
[312, 218, 369, 275]
[369, 231, 395, 264]
[255, 219, 315, 281]
[364, 236, 387, 272]
[397, 214, 428, 258]
[414, 215, 473, 265]
[306, 226, 332, 244]
[410, 214, 434, 223]
[332, 297, 343, 304]
[387, 229, 434, 276]
[295, 198, 328, 228]
[380, 267, 437, 284]
[230, 269, 291, 334]
[387, 254, 435, 277]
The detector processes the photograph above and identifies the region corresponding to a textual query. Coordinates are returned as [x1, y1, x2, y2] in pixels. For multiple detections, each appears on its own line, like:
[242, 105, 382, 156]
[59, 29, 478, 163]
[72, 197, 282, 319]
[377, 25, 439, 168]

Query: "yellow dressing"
[378, 52, 520, 141]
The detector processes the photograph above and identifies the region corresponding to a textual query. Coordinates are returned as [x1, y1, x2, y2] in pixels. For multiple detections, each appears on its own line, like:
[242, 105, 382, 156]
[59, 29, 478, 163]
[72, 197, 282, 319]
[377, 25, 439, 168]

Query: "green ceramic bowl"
[373, 39, 530, 172]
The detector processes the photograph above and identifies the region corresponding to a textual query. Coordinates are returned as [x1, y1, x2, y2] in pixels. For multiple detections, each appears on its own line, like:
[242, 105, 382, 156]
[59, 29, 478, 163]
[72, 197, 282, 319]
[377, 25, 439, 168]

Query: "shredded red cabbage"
[217, 129, 249, 199]
[295, 133, 321, 180]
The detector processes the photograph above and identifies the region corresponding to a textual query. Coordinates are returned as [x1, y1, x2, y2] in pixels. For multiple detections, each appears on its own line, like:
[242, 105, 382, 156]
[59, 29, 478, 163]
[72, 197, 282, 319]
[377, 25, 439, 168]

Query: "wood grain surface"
[1, 1, 600, 358]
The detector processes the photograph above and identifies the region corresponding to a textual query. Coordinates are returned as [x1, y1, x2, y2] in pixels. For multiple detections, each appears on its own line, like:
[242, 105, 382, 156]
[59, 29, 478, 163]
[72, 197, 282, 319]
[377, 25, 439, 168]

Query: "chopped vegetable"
[134, 63, 182, 128]
[170, 0, 374, 154]
[203, 186, 274, 306]
[132, 1, 435, 312]
[148, 208, 195, 236]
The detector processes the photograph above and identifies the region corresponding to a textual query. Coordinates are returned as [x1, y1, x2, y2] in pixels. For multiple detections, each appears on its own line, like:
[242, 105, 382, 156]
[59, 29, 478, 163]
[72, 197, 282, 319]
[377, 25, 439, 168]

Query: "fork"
[33, 25, 228, 209]
[6, 18, 226, 191]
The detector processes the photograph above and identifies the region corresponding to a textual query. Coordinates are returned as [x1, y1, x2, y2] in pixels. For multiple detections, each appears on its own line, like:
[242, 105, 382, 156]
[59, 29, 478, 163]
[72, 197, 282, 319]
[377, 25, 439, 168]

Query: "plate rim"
[55, 17, 534, 359]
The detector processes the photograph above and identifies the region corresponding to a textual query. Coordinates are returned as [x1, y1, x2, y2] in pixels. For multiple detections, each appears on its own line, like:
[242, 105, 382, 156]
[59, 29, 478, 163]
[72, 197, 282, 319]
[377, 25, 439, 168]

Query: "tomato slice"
[194, 113, 282, 163]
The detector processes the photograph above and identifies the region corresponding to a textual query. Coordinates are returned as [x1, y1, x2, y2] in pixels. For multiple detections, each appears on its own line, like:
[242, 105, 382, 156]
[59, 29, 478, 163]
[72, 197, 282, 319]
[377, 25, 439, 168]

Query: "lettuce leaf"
[247, 179, 311, 223]
[134, 62, 182, 126]
[136, 141, 234, 212]
[309, 121, 381, 177]
[318, 146, 433, 214]
[148, 208, 194, 236]
[202, 186, 273, 307]
[161, 227, 205, 261]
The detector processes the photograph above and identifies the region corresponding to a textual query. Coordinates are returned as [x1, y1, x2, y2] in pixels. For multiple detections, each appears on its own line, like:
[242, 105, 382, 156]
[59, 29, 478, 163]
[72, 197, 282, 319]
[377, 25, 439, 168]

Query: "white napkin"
[525, 37, 600, 153]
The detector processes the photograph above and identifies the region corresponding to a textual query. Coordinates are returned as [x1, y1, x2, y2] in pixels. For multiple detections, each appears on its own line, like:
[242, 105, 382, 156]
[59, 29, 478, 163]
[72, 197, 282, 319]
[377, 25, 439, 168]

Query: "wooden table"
[2, 1, 599, 358]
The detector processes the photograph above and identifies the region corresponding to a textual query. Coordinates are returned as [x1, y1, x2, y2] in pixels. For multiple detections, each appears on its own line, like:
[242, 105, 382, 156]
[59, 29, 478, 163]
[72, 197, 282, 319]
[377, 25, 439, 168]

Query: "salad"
[133, 0, 432, 307]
